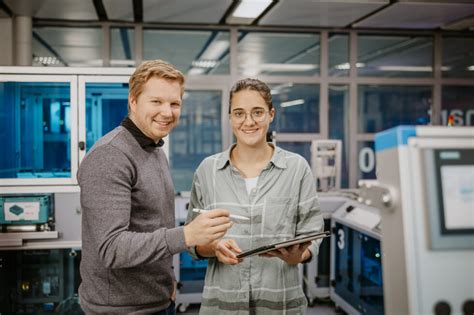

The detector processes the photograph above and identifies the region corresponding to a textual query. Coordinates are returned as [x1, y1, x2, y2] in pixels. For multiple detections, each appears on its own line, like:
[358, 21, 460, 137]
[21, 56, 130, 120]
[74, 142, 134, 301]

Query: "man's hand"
[184, 209, 232, 247]
[260, 241, 312, 265]
[215, 239, 243, 265]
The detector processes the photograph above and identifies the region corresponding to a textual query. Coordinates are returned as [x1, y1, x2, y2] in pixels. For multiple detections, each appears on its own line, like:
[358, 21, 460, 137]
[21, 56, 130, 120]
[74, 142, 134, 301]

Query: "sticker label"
[4, 202, 40, 221]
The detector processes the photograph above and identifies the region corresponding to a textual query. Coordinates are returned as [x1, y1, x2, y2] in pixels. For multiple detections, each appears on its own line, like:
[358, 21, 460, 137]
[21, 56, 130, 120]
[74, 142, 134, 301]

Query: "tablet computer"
[236, 231, 331, 258]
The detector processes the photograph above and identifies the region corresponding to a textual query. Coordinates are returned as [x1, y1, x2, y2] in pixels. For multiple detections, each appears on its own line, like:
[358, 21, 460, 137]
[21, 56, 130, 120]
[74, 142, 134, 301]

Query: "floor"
[178, 300, 338, 314]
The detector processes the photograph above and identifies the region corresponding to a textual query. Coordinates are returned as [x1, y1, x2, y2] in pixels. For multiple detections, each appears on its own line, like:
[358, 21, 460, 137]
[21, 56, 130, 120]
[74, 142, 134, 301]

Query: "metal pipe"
[1, 224, 46, 232]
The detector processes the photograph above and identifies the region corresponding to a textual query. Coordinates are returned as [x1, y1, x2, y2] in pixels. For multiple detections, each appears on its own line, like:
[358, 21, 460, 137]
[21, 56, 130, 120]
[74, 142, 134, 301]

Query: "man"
[78, 60, 232, 314]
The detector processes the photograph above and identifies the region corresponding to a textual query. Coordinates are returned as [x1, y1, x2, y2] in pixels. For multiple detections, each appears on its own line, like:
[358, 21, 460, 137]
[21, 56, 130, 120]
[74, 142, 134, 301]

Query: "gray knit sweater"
[77, 126, 187, 314]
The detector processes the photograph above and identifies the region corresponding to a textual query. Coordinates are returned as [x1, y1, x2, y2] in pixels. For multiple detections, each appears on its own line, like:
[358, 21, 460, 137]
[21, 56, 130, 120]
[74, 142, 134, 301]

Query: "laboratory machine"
[311, 140, 342, 191]
[173, 193, 208, 313]
[360, 126, 474, 315]
[0, 192, 83, 314]
[303, 192, 348, 304]
[329, 195, 384, 315]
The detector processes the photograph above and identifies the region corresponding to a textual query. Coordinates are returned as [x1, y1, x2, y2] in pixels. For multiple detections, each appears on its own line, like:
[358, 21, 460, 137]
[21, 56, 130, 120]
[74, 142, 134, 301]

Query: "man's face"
[129, 77, 182, 142]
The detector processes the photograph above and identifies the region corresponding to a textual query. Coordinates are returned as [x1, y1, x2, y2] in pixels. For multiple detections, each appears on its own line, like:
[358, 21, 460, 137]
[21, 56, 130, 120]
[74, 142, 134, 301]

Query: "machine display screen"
[435, 149, 474, 234]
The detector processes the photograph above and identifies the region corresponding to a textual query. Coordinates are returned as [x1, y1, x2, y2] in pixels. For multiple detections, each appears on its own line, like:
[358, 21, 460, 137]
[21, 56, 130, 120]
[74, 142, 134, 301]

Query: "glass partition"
[442, 37, 474, 79]
[329, 85, 349, 188]
[357, 34, 433, 78]
[358, 85, 432, 133]
[169, 90, 223, 192]
[329, 33, 349, 77]
[33, 27, 103, 67]
[111, 27, 135, 67]
[442, 86, 474, 126]
[83, 82, 129, 151]
[270, 83, 320, 133]
[238, 31, 320, 76]
[144, 29, 230, 75]
[0, 79, 76, 182]
[277, 142, 311, 164]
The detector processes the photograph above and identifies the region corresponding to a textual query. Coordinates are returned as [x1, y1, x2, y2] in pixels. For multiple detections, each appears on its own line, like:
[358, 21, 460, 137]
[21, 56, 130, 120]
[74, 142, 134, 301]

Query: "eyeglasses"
[230, 109, 269, 123]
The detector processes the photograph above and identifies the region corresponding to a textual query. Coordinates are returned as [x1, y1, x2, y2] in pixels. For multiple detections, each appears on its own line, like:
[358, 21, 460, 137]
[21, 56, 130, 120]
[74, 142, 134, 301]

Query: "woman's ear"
[269, 107, 275, 122]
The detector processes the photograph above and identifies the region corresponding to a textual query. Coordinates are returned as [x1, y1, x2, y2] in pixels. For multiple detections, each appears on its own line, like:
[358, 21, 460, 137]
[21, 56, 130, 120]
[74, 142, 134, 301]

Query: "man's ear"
[129, 95, 137, 113]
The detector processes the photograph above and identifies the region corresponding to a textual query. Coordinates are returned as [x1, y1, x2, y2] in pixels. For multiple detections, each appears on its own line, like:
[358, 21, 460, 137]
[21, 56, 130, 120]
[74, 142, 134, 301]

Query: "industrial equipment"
[303, 193, 348, 304]
[0, 194, 58, 248]
[311, 140, 342, 191]
[362, 126, 474, 315]
[0, 248, 83, 314]
[330, 195, 384, 315]
[174, 193, 207, 313]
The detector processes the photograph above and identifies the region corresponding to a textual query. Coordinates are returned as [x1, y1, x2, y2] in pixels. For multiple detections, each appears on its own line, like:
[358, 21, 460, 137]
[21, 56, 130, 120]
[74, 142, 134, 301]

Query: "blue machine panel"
[333, 223, 384, 315]
[179, 252, 207, 294]
[0, 82, 71, 179]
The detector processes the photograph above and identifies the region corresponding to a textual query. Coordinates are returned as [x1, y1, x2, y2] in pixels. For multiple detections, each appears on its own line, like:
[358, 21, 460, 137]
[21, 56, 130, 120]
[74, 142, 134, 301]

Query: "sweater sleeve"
[78, 144, 186, 269]
[185, 171, 205, 260]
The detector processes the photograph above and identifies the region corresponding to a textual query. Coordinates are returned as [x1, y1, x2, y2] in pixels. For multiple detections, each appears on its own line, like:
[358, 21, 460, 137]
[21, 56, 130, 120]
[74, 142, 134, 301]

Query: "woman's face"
[229, 90, 274, 148]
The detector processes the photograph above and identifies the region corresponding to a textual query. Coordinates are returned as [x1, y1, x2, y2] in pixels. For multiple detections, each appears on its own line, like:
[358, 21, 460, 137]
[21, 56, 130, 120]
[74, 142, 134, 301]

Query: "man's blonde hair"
[128, 60, 185, 110]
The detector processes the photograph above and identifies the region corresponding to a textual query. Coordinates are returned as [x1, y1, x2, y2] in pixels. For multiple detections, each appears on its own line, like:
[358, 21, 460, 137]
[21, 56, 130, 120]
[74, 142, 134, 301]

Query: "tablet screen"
[236, 231, 330, 258]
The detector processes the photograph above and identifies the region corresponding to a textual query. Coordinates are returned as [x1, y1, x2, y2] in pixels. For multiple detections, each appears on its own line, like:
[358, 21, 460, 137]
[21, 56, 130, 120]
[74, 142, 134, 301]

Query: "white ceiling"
[2, 0, 474, 30]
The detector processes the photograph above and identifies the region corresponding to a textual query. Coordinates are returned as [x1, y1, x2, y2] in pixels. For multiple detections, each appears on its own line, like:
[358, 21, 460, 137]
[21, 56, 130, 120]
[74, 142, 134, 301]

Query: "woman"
[186, 78, 323, 314]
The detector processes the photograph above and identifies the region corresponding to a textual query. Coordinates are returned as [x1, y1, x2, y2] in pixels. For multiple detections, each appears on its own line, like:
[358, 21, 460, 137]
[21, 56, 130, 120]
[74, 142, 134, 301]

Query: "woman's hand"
[260, 241, 312, 265]
[215, 239, 243, 265]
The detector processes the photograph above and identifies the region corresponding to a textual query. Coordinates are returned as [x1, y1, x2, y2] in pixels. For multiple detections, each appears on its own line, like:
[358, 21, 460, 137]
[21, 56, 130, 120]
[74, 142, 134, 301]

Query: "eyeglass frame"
[229, 108, 271, 123]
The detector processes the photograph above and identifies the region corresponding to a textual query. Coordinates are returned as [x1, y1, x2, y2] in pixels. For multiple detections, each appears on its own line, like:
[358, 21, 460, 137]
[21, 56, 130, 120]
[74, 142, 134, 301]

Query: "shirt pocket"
[262, 196, 297, 235]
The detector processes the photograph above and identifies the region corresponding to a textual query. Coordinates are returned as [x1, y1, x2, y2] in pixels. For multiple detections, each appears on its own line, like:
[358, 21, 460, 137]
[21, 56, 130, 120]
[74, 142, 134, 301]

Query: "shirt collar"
[216, 143, 287, 170]
[120, 116, 164, 148]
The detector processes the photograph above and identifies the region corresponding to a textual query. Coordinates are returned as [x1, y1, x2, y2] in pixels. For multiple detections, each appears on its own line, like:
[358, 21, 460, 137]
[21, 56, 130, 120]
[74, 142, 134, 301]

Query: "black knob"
[346, 205, 354, 212]
[462, 300, 474, 315]
[434, 301, 451, 315]
[78, 141, 85, 151]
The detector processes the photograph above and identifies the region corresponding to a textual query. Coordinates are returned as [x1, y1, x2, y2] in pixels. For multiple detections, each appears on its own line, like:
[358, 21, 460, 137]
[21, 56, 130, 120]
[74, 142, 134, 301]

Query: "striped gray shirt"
[186, 144, 323, 315]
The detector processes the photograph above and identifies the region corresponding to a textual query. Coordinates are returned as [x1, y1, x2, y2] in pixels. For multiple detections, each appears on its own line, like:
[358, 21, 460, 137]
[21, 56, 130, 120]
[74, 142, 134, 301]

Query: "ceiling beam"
[0, 0, 13, 17]
[219, 0, 240, 25]
[348, 1, 394, 29]
[93, 0, 108, 21]
[133, 0, 143, 23]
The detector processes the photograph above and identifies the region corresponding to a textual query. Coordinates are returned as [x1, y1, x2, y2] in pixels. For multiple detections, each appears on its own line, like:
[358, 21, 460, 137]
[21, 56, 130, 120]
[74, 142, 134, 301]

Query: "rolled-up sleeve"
[296, 161, 324, 259]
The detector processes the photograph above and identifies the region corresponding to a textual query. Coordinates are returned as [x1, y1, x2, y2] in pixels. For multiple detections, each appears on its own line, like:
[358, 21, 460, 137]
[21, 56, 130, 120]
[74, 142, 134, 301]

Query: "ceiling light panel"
[259, 0, 388, 27]
[144, 0, 233, 23]
[226, 0, 273, 24]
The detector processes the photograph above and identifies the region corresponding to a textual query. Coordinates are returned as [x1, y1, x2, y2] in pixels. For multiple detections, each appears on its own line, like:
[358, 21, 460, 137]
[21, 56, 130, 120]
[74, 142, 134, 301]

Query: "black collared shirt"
[120, 116, 164, 148]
